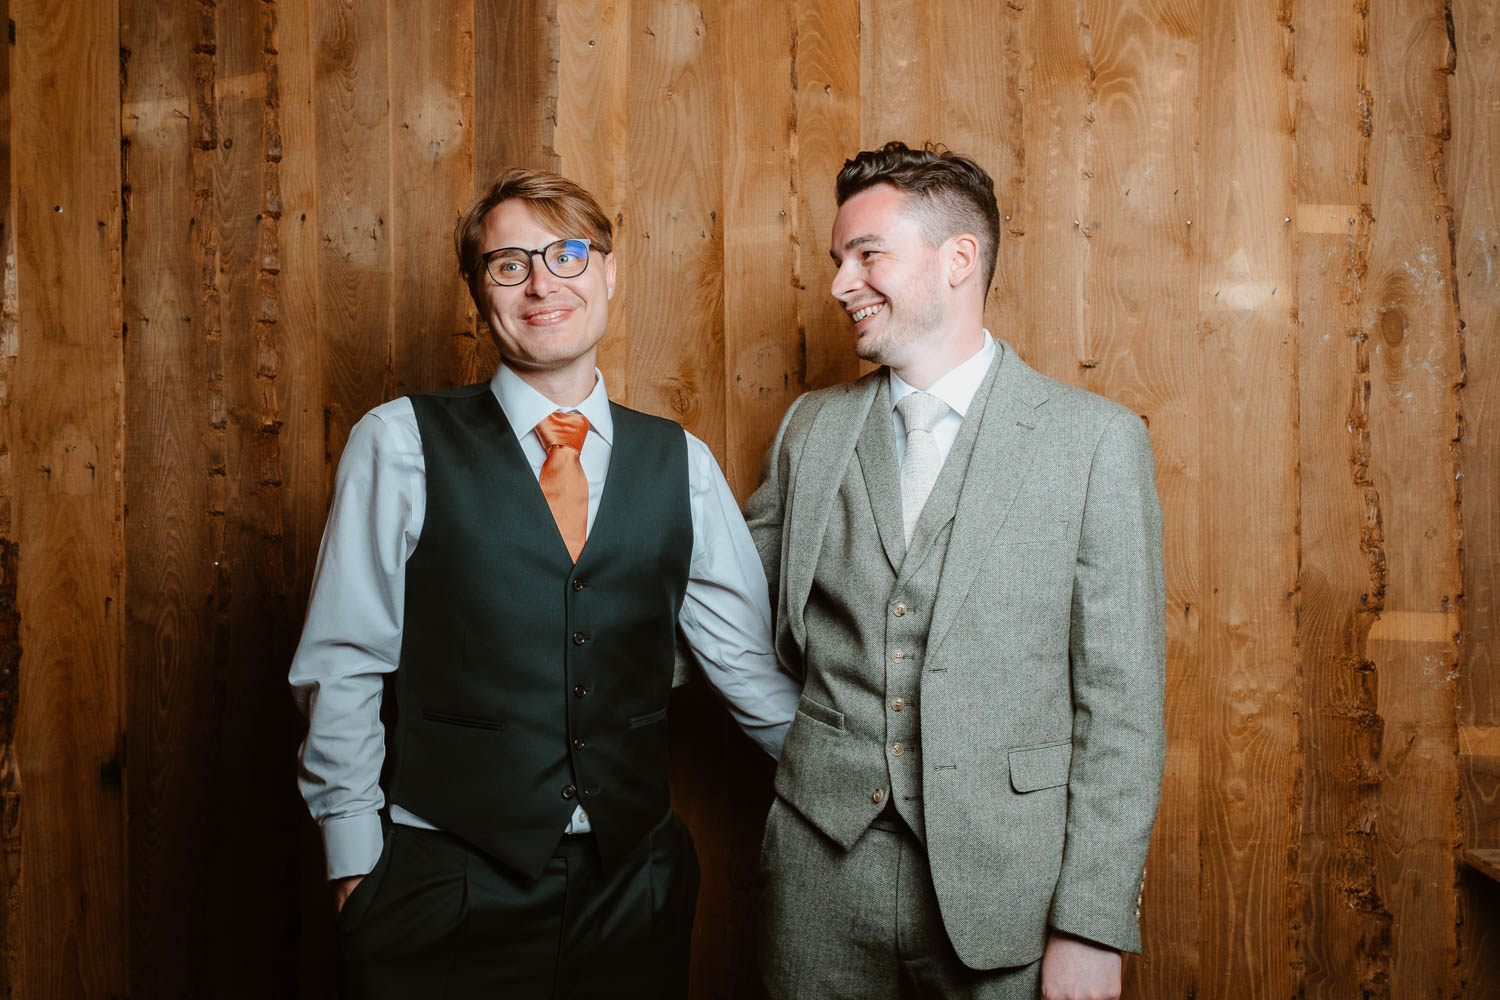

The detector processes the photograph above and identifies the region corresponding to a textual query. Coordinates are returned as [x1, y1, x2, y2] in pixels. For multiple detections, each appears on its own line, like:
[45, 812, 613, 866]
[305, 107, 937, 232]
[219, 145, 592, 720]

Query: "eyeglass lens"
[486, 238, 591, 286]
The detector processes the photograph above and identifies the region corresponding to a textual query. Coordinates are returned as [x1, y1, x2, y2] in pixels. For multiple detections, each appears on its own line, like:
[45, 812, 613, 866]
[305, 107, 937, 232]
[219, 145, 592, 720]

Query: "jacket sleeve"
[1048, 409, 1167, 953]
[743, 393, 809, 612]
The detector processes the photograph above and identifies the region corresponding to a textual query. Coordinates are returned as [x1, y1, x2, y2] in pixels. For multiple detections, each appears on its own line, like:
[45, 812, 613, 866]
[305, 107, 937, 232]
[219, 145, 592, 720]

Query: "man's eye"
[499, 261, 525, 274]
[556, 252, 577, 265]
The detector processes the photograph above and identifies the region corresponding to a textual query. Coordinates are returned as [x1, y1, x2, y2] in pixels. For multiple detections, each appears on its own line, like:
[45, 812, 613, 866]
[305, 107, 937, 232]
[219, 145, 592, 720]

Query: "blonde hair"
[454, 168, 614, 285]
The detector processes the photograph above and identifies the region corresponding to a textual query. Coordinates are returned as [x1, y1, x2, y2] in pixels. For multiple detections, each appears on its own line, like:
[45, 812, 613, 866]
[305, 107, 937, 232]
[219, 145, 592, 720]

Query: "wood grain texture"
[1450, 4, 1500, 989]
[0, 0, 18, 989]
[1361, 1, 1463, 993]
[789, 0, 859, 394]
[1074, 2, 1201, 995]
[1195, 1, 1301, 994]
[119, 0, 216, 992]
[1290, 2, 1388, 996]
[11, 0, 128, 993]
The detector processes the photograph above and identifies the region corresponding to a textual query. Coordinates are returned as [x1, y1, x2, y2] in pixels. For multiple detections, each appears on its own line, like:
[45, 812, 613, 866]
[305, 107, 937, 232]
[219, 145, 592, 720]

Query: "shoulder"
[608, 400, 686, 438]
[999, 346, 1148, 449]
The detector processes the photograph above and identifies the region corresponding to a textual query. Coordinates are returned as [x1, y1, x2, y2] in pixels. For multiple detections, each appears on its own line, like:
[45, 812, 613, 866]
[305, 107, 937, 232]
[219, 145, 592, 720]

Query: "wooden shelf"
[1466, 849, 1500, 884]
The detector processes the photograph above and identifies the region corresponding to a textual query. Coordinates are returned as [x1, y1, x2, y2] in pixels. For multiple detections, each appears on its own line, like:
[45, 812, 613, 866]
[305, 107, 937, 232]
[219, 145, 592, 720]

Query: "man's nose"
[830, 260, 860, 302]
[525, 255, 561, 295]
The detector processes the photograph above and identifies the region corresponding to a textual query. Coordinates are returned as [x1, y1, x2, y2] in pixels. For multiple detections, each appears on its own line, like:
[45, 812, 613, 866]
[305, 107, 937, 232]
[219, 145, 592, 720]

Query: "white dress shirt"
[889, 331, 997, 469]
[290, 365, 800, 879]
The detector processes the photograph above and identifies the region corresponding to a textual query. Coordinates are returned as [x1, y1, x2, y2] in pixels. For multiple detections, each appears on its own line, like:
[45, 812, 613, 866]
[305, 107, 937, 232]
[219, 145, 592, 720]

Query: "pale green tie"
[896, 391, 949, 546]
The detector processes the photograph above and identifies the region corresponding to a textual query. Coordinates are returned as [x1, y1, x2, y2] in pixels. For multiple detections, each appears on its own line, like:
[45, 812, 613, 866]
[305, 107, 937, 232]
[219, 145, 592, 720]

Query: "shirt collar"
[490, 363, 615, 446]
[889, 330, 996, 417]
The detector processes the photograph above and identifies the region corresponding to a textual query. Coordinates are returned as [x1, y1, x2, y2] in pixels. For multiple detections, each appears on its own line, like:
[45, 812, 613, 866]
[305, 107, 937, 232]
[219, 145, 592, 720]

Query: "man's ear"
[945, 233, 981, 289]
[604, 252, 618, 299]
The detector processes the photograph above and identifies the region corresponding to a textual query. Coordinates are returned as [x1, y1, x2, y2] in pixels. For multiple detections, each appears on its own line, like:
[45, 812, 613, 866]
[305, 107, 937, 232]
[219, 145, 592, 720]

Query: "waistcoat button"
[890, 742, 904, 757]
[890, 650, 906, 662]
[574, 684, 589, 698]
[892, 602, 908, 617]
[573, 632, 590, 645]
[572, 737, 586, 750]
[572, 579, 586, 592]
[891, 697, 905, 712]
[872, 788, 885, 804]
[562, 784, 577, 799]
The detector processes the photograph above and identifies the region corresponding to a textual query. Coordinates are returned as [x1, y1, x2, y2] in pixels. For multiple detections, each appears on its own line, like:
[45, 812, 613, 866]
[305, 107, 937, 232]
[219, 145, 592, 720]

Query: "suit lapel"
[854, 378, 906, 574]
[784, 372, 882, 651]
[924, 343, 1052, 665]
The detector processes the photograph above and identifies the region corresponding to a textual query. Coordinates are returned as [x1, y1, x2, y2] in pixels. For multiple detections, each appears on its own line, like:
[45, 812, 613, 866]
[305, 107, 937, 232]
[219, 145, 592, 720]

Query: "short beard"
[854, 273, 945, 367]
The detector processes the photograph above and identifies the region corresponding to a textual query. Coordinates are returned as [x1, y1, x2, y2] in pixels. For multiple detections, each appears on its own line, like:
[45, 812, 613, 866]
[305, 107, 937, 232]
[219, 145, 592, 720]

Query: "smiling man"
[747, 142, 1167, 999]
[289, 168, 800, 998]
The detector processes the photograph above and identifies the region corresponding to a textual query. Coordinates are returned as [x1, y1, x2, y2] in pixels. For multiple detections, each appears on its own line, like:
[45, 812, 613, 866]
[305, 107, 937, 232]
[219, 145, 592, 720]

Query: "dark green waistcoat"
[388, 384, 692, 878]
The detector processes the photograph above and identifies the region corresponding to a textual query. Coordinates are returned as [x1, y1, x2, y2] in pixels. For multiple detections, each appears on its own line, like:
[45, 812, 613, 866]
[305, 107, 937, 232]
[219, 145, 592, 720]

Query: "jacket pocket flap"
[1008, 740, 1072, 792]
[796, 694, 845, 731]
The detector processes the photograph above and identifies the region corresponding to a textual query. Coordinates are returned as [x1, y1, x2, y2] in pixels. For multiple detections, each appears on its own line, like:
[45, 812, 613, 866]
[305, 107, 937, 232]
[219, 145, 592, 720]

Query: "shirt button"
[872, 788, 885, 804]
[572, 738, 587, 750]
[891, 697, 905, 712]
[890, 742, 904, 757]
[892, 602, 908, 617]
[572, 579, 586, 592]
[574, 684, 589, 699]
[573, 632, 589, 645]
[890, 650, 906, 662]
[562, 784, 577, 800]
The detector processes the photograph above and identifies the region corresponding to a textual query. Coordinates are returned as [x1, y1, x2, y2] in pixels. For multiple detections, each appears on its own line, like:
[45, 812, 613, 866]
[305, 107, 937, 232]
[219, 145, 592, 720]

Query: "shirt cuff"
[322, 813, 385, 881]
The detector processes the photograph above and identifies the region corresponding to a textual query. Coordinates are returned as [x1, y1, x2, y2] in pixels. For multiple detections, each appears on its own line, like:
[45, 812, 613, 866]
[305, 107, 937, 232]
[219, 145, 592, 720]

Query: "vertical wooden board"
[860, 0, 934, 147]
[1010, 1, 1091, 382]
[388, 0, 475, 397]
[0, 0, 17, 980]
[119, 0, 220, 993]
[474, 0, 558, 182]
[789, 0, 859, 393]
[1196, 0, 1300, 995]
[720, 0, 796, 496]
[273, 0, 337, 990]
[212, 0, 309, 990]
[1362, 1, 1462, 992]
[11, 0, 127, 992]
[611, 0, 724, 453]
[1289, 3, 1387, 997]
[1451, 0, 1500, 990]
[928, 0, 1025, 338]
[1076, 2, 1202, 994]
[314, 0, 394, 470]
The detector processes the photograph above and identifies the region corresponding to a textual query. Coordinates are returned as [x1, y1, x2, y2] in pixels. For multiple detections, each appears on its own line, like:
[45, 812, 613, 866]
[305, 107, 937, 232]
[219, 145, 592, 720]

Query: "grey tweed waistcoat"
[777, 371, 998, 847]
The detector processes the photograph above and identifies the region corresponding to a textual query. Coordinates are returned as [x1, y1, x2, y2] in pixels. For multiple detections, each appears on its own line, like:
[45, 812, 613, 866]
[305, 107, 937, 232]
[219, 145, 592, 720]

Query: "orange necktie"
[536, 411, 591, 562]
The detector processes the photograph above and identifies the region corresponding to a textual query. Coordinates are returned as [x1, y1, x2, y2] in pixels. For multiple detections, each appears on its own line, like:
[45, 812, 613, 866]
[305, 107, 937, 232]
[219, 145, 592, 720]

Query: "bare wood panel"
[1010, 1, 1091, 381]
[613, 0, 724, 450]
[474, 0, 558, 183]
[212, 0, 306, 989]
[1195, 1, 1300, 995]
[1289, 3, 1386, 996]
[313, 0, 393, 470]
[11, 0, 128, 992]
[119, 0, 218, 993]
[789, 0, 859, 393]
[1077, 2, 1202, 994]
[1452, 0, 1500, 990]
[860, 0, 934, 147]
[272, 1, 338, 991]
[1, 0, 21, 988]
[388, 0, 475, 397]
[1363, 1, 1463, 991]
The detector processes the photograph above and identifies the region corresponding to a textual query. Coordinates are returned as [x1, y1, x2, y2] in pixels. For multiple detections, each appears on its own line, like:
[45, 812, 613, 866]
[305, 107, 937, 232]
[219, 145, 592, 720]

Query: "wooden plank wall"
[0, 0, 1496, 996]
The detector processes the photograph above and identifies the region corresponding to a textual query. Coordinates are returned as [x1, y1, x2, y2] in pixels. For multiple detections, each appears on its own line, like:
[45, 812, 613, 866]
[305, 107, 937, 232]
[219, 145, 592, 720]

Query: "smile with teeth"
[851, 302, 885, 323]
[524, 306, 573, 323]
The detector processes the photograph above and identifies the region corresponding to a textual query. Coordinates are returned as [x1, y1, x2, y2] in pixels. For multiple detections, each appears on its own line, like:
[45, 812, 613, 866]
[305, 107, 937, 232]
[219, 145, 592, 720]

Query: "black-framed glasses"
[481, 238, 592, 286]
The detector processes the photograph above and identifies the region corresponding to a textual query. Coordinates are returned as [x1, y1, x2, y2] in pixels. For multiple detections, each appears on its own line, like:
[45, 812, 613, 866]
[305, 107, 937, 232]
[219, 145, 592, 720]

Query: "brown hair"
[454, 168, 614, 286]
[835, 141, 1001, 297]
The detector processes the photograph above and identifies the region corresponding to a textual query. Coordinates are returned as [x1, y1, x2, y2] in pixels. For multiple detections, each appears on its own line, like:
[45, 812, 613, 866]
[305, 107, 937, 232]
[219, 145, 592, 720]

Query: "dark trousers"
[336, 810, 699, 999]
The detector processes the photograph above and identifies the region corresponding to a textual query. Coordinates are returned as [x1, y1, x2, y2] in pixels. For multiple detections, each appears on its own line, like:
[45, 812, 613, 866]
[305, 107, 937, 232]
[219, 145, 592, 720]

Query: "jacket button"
[573, 632, 589, 645]
[890, 742, 904, 757]
[890, 697, 905, 712]
[574, 684, 589, 698]
[572, 738, 586, 750]
[872, 788, 885, 804]
[891, 602, 907, 617]
[890, 650, 906, 662]
[562, 784, 577, 800]
[572, 579, 586, 592]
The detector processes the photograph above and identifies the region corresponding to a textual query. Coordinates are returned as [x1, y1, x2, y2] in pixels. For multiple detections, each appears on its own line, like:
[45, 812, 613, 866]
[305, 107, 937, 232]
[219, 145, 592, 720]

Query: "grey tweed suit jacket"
[745, 341, 1167, 969]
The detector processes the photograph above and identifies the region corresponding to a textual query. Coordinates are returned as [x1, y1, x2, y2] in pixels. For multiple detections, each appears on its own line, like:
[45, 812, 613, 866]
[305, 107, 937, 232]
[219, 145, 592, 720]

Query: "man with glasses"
[290, 168, 800, 997]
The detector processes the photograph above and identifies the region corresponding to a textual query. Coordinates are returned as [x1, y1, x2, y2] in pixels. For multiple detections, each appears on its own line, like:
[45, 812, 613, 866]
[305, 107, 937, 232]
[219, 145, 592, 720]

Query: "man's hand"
[332, 874, 365, 913]
[1040, 931, 1122, 1000]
